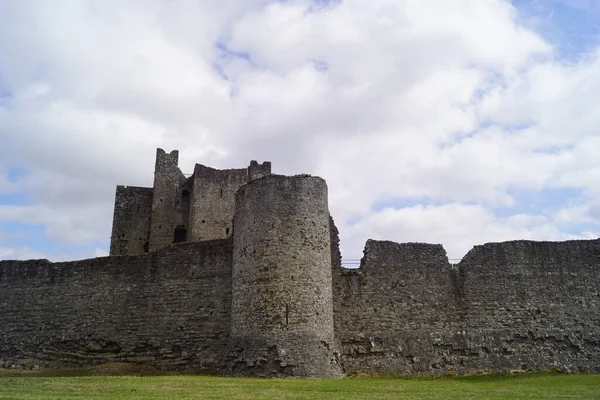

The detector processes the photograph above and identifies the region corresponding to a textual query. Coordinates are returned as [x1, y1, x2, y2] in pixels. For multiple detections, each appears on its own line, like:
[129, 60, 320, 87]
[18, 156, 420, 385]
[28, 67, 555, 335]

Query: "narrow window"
[226, 227, 230, 235]
[285, 303, 289, 326]
[173, 225, 187, 243]
[143, 242, 149, 253]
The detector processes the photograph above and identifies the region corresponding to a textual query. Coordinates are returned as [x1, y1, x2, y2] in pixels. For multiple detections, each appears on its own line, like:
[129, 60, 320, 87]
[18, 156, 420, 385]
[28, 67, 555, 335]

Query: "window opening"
[173, 225, 187, 243]
[285, 303, 289, 326]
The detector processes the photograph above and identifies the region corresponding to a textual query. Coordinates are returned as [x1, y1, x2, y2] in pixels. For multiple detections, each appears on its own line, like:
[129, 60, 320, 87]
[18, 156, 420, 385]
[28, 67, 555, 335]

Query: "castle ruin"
[0, 148, 598, 377]
[109, 148, 271, 256]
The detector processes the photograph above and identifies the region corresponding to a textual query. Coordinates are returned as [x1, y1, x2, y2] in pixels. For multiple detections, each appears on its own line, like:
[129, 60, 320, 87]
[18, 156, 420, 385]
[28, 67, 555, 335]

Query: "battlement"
[154, 148, 179, 171]
[248, 160, 271, 182]
[247, 160, 272, 181]
[115, 185, 153, 194]
[459, 238, 600, 268]
[358, 239, 449, 271]
[155, 147, 179, 159]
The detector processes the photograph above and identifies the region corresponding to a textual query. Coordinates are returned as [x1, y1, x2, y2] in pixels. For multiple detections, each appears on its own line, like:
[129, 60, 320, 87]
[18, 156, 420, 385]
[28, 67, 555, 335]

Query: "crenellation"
[247, 160, 272, 182]
[1, 148, 599, 377]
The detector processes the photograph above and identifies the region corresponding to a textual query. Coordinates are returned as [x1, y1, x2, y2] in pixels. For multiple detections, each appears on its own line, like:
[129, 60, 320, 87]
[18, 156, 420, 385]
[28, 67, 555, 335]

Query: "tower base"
[221, 334, 345, 378]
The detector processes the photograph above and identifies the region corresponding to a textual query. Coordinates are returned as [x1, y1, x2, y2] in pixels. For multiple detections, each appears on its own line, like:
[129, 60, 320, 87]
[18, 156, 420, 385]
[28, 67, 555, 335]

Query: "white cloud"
[94, 248, 109, 258]
[342, 203, 595, 260]
[0, 0, 598, 261]
[0, 246, 45, 261]
[0, 204, 110, 245]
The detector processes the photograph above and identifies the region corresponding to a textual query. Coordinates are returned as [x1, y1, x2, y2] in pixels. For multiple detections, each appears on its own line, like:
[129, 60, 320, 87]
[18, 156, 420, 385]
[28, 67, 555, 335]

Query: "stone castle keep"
[0, 148, 599, 377]
[109, 148, 272, 256]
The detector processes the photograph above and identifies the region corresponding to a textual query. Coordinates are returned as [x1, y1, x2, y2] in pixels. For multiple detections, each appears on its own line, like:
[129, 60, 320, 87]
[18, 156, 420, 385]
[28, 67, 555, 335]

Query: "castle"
[109, 148, 271, 256]
[0, 148, 598, 377]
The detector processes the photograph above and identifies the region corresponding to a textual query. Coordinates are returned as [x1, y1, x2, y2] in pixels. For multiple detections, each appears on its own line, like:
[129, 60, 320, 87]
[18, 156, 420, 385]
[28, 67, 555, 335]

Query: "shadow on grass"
[0, 363, 579, 381]
[0, 362, 217, 377]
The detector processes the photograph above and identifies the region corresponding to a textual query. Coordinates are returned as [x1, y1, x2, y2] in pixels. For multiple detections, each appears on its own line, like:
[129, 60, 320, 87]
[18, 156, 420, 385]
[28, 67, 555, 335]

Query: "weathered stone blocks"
[224, 175, 344, 377]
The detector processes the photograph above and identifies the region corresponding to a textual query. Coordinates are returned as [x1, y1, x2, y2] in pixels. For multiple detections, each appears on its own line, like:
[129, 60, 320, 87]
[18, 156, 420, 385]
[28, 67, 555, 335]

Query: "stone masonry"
[110, 148, 271, 256]
[1, 149, 598, 377]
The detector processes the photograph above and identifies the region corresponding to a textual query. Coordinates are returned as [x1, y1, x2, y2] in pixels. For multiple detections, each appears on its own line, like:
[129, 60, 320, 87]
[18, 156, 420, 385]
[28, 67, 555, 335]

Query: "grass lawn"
[0, 370, 598, 399]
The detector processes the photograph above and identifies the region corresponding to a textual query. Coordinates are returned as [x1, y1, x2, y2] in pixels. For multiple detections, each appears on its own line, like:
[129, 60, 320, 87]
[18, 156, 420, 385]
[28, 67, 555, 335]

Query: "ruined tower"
[109, 186, 153, 255]
[149, 149, 186, 252]
[109, 149, 271, 256]
[224, 175, 344, 378]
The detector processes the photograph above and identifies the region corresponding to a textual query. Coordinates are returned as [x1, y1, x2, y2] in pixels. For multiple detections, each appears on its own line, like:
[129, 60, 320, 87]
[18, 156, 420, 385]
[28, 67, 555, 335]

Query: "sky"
[1, 0, 599, 262]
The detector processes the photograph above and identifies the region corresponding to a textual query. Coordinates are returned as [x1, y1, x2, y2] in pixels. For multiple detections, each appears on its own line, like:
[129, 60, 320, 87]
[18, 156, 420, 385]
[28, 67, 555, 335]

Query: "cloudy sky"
[1, 0, 599, 262]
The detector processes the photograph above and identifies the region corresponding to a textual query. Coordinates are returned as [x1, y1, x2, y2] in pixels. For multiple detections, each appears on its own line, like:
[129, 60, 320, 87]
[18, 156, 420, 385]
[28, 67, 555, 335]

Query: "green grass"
[0, 372, 599, 400]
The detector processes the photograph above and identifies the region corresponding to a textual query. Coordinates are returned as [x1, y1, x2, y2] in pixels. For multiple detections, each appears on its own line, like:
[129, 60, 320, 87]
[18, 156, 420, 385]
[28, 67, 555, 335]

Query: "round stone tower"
[223, 175, 343, 378]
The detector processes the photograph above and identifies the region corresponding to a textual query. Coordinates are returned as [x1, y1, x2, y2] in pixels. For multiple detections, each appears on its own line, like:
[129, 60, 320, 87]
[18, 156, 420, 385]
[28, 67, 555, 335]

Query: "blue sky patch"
[216, 41, 253, 64]
[0, 90, 12, 106]
[0, 193, 28, 205]
[311, 59, 329, 73]
[0, 221, 108, 260]
[495, 187, 582, 217]
[7, 167, 27, 182]
[513, 0, 600, 59]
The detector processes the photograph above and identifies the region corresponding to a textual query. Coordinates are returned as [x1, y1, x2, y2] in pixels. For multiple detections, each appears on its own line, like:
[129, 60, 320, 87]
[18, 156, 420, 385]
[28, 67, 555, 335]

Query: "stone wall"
[0, 241, 233, 371]
[247, 160, 271, 181]
[4, 198, 600, 375]
[332, 238, 600, 375]
[456, 240, 600, 373]
[188, 165, 248, 242]
[333, 239, 462, 375]
[109, 186, 153, 256]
